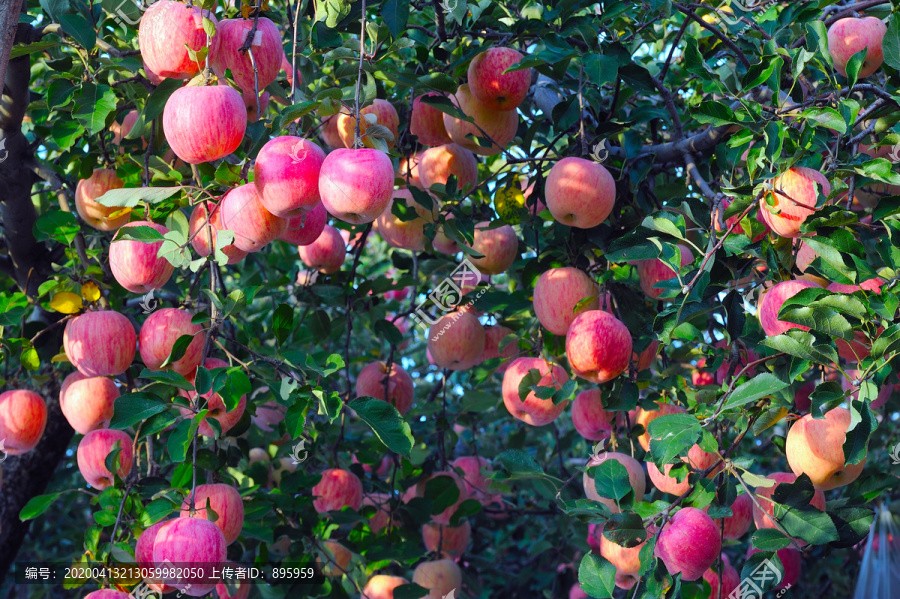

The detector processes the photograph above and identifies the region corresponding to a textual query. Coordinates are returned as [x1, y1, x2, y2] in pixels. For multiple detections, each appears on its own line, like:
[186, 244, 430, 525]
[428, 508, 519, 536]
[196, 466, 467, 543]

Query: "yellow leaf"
[51, 352, 71, 363]
[49, 292, 83, 314]
[494, 181, 527, 225]
[81, 281, 101, 302]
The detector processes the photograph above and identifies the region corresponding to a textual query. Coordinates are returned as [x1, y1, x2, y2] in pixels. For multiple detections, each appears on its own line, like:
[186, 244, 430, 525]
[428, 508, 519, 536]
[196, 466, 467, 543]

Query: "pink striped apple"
[422, 521, 471, 558]
[655, 507, 721, 581]
[312, 468, 363, 513]
[413, 559, 461, 599]
[583, 452, 646, 513]
[786, 407, 866, 490]
[211, 17, 282, 93]
[355, 361, 414, 415]
[163, 85, 247, 164]
[533, 266, 600, 335]
[135, 519, 176, 594]
[336, 99, 400, 149]
[418, 143, 479, 193]
[109, 221, 174, 294]
[138, 0, 212, 79]
[828, 17, 887, 78]
[428, 311, 486, 371]
[319, 148, 394, 224]
[468, 47, 531, 111]
[59, 372, 118, 434]
[376, 189, 436, 251]
[545, 157, 616, 229]
[75, 169, 128, 231]
[64, 310, 137, 377]
[443, 84, 517, 156]
[139, 308, 204, 376]
[565, 310, 632, 383]
[470, 221, 518, 275]
[77, 429, 133, 489]
[637, 244, 694, 300]
[362, 575, 408, 599]
[0, 390, 47, 454]
[179, 358, 247, 437]
[758, 279, 822, 337]
[219, 184, 287, 252]
[760, 167, 831, 238]
[480, 324, 517, 372]
[188, 200, 248, 264]
[253, 136, 326, 218]
[279, 202, 328, 247]
[181, 483, 244, 545]
[152, 517, 227, 596]
[502, 357, 570, 426]
[410, 93, 453, 146]
[298, 225, 346, 273]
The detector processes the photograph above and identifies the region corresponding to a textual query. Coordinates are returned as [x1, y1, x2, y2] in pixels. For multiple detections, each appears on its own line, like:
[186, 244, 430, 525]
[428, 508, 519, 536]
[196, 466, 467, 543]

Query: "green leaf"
[602, 512, 646, 548]
[19, 493, 62, 520]
[168, 417, 200, 462]
[577, 554, 616, 599]
[11, 41, 61, 59]
[723, 373, 790, 410]
[273, 303, 294, 345]
[647, 414, 701, 464]
[129, 78, 183, 139]
[761, 331, 839, 364]
[220, 368, 251, 412]
[589, 458, 634, 509]
[351, 396, 414, 456]
[73, 83, 117, 135]
[159, 334, 196, 370]
[799, 107, 847, 134]
[109, 393, 168, 429]
[496, 449, 543, 474]
[691, 100, 739, 126]
[392, 584, 429, 599]
[778, 304, 853, 341]
[829, 506, 875, 548]
[843, 400, 876, 466]
[96, 187, 181, 208]
[380, 0, 409, 39]
[773, 504, 839, 545]
[751, 528, 791, 551]
[58, 13, 96, 50]
[420, 94, 469, 121]
[884, 13, 900, 70]
[424, 475, 460, 515]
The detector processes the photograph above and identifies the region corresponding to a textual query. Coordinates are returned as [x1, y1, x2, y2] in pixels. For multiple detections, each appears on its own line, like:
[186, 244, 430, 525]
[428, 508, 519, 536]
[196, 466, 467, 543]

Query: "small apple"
[0, 390, 47, 454]
[443, 84, 517, 156]
[637, 244, 694, 300]
[75, 169, 128, 231]
[109, 221, 175, 294]
[571, 389, 618, 442]
[407, 471, 470, 525]
[533, 266, 600, 336]
[298, 225, 346, 274]
[188, 200, 248, 264]
[355, 360, 415, 415]
[545, 157, 616, 229]
[64, 310, 137, 377]
[451, 455, 499, 505]
[135, 519, 176, 594]
[828, 17, 887, 78]
[179, 358, 247, 437]
[655, 507, 722, 581]
[313, 468, 363, 513]
[181, 483, 245, 545]
[470, 221, 518, 275]
[757, 279, 822, 337]
[361, 575, 408, 599]
[376, 189, 436, 251]
[163, 85, 247, 164]
[210, 16, 282, 92]
[759, 167, 831, 238]
[565, 310, 632, 383]
[599, 522, 653, 589]
[502, 357, 570, 426]
[647, 444, 720, 496]
[59, 372, 118, 435]
[422, 521, 471, 558]
[752, 472, 826, 534]
[336, 99, 400, 149]
[636, 403, 688, 451]
[746, 545, 801, 590]
[320, 540, 352, 577]
[701, 555, 740, 599]
[138, 0, 211, 79]
[480, 324, 517, 373]
[278, 202, 328, 247]
[77, 429, 133, 489]
[410, 93, 453, 146]
[713, 492, 753, 540]
[418, 143, 479, 193]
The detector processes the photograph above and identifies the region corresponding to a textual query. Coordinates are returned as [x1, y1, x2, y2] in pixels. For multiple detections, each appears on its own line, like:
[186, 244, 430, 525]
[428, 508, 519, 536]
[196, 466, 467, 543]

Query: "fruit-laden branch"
[0, 11, 78, 584]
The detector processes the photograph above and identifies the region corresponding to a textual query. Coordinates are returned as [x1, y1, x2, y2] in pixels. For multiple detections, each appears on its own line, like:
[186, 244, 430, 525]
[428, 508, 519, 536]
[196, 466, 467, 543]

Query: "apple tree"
[1, 0, 900, 598]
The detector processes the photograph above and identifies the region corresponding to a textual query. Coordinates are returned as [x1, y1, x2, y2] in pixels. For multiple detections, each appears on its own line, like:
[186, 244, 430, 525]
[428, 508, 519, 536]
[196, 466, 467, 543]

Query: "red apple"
[418, 143, 479, 193]
[411, 93, 453, 146]
[714, 492, 753, 540]
[533, 266, 600, 336]
[337, 99, 400, 149]
[179, 358, 247, 437]
[298, 224, 346, 273]
[545, 157, 616, 229]
[361, 574, 408, 599]
[569, 584, 589, 599]
[135, 519, 175, 594]
[355, 360, 415, 415]
[0, 390, 47, 454]
[211, 17, 282, 93]
[313, 468, 363, 513]
[138, 0, 212, 79]
[647, 444, 720, 496]
[760, 167, 831, 238]
[279, 202, 328, 247]
[701, 555, 740, 599]
[786, 406, 865, 490]
[637, 244, 694, 300]
[253, 136, 326, 218]
[188, 200, 248, 264]
[502, 357, 570, 426]
[422, 521, 471, 558]
[163, 85, 247, 164]
[752, 472, 826, 532]
[139, 307, 204, 376]
[565, 310, 632, 383]
[427, 311, 486, 370]
[152, 517, 227, 596]
[451, 455, 499, 505]
[828, 17, 887, 78]
[758, 279, 822, 337]
[181, 483, 244, 545]
[480, 324, 517, 373]
[582, 452, 646, 513]
[77, 429, 133, 489]
[469, 221, 518, 275]
[571, 389, 619, 441]
[219, 183, 287, 252]
[319, 148, 394, 224]
[377, 189, 436, 251]
[467, 47, 531, 111]
[75, 169, 128, 231]
[319, 540, 352, 577]
[59, 373, 118, 435]
[443, 84, 517, 156]
[412, 559, 461, 599]
[109, 220, 174, 294]
[64, 310, 137, 377]
[655, 507, 722, 581]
